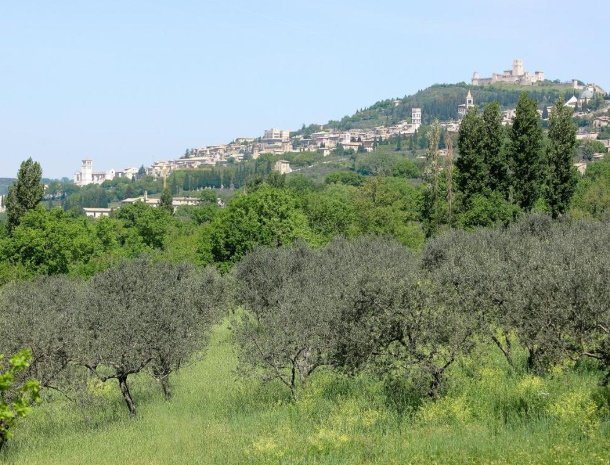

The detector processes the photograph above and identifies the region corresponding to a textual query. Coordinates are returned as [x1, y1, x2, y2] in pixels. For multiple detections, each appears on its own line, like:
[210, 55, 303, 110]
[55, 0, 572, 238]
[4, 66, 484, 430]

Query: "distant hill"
[0, 178, 14, 195]
[298, 82, 579, 134]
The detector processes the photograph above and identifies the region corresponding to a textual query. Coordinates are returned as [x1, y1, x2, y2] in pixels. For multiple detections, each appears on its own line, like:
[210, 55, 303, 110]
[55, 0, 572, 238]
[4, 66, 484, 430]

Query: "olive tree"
[234, 236, 478, 400]
[533, 219, 610, 382]
[325, 237, 477, 399]
[233, 242, 336, 398]
[80, 258, 226, 415]
[423, 214, 610, 378]
[422, 228, 518, 367]
[146, 263, 226, 400]
[80, 261, 154, 415]
[496, 217, 610, 374]
[0, 276, 85, 393]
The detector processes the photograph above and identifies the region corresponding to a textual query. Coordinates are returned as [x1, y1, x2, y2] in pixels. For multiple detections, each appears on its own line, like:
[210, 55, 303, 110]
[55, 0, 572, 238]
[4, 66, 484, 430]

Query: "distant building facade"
[83, 194, 214, 219]
[74, 160, 116, 187]
[472, 59, 544, 86]
[0, 194, 6, 213]
[411, 108, 422, 128]
[263, 128, 291, 141]
[83, 207, 112, 218]
[116, 167, 139, 180]
[118, 193, 211, 214]
[565, 95, 579, 109]
[274, 160, 292, 174]
[458, 90, 475, 117]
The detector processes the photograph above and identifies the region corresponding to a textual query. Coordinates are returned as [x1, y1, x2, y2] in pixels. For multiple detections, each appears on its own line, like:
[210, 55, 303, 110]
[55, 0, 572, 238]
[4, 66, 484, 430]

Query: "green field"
[2, 323, 608, 465]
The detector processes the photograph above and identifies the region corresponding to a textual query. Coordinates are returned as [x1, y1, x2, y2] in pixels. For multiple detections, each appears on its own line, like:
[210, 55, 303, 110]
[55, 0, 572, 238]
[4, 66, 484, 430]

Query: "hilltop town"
[67, 59, 609, 192]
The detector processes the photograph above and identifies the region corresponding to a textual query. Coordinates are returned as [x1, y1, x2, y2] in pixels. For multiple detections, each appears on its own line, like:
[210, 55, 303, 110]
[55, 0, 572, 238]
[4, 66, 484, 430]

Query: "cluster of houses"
[71, 61, 609, 197]
[564, 84, 606, 111]
[460, 81, 607, 126]
[146, 130, 294, 178]
[73, 84, 609, 194]
[82, 192, 218, 219]
[73, 160, 139, 187]
[145, 110, 424, 178]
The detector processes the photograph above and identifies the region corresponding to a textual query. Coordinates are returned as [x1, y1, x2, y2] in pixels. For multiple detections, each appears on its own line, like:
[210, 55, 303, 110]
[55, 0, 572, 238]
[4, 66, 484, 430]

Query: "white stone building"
[458, 90, 475, 117]
[74, 160, 116, 187]
[472, 59, 544, 86]
[274, 160, 292, 174]
[116, 167, 139, 180]
[83, 207, 112, 218]
[263, 128, 291, 141]
[411, 108, 422, 128]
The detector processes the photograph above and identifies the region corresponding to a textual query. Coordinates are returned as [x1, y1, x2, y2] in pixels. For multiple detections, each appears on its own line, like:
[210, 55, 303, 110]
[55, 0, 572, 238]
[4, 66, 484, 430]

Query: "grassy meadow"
[1, 323, 609, 465]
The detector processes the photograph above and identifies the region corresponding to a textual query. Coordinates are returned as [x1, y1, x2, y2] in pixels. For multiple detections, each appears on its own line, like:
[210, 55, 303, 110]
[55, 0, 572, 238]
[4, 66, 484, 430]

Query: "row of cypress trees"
[456, 93, 577, 218]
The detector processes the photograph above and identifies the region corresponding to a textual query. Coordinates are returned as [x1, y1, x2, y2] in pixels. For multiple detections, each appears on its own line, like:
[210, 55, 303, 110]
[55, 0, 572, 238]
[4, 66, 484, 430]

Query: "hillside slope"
[299, 82, 579, 134]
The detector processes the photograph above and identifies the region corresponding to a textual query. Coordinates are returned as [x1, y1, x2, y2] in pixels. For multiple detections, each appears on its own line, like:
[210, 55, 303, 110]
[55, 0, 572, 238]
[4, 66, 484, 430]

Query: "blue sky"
[1, 0, 608, 179]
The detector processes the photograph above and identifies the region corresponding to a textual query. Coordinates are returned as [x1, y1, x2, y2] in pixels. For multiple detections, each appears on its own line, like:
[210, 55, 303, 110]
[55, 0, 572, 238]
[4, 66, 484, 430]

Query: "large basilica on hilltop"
[472, 59, 545, 86]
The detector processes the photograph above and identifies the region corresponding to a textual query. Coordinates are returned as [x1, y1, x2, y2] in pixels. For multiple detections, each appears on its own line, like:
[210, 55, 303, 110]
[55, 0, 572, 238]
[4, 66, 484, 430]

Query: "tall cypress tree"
[6, 157, 44, 232]
[456, 108, 486, 204]
[545, 98, 577, 218]
[508, 93, 544, 211]
[182, 173, 191, 192]
[481, 102, 509, 198]
[422, 120, 445, 237]
[170, 175, 179, 195]
[159, 187, 174, 215]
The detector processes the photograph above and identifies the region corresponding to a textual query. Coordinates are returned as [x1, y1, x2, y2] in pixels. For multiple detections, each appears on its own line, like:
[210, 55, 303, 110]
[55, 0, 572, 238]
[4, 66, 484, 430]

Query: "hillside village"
[68, 59, 610, 196]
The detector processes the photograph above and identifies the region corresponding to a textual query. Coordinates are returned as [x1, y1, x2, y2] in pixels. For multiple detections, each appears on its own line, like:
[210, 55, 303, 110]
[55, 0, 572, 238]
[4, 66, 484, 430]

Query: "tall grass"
[2, 323, 609, 465]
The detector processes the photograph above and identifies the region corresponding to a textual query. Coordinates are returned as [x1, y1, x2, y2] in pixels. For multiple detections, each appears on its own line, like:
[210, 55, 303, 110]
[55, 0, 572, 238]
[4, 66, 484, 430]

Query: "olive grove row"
[1, 215, 609, 417]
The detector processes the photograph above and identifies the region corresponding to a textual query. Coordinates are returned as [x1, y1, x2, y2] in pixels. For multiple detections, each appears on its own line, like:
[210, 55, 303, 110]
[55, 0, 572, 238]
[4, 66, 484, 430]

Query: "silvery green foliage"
[423, 214, 610, 378]
[146, 263, 227, 400]
[233, 236, 478, 398]
[81, 258, 226, 413]
[0, 259, 228, 414]
[324, 236, 477, 398]
[233, 242, 333, 397]
[0, 276, 86, 391]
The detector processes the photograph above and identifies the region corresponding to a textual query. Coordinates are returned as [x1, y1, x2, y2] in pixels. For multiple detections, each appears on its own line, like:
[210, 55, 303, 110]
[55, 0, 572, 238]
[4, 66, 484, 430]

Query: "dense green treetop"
[159, 187, 174, 215]
[480, 102, 510, 197]
[508, 93, 545, 211]
[5, 158, 44, 232]
[201, 185, 315, 267]
[545, 98, 578, 218]
[456, 108, 487, 203]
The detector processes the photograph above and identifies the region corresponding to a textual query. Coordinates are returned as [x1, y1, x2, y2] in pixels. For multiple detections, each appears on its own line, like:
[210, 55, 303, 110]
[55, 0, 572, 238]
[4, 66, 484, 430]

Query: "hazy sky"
[1, 0, 609, 179]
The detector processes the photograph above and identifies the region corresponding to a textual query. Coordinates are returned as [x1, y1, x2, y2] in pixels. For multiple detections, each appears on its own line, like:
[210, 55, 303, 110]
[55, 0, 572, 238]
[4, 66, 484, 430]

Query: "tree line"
[232, 215, 610, 400]
[3, 143, 610, 281]
[400, 92, 580, 243]
[0, 259, 226, 425]
[2, 214, 608, 424]
[456, 94, 577, 219]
